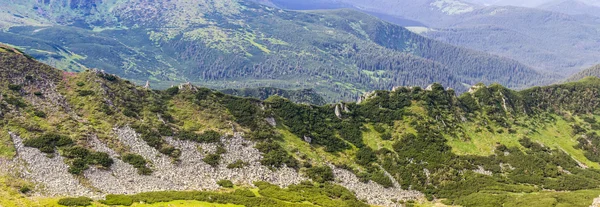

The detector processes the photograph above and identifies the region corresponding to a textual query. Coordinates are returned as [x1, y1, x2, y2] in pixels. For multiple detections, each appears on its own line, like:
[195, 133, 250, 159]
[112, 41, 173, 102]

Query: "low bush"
[306, 166, 334, 183]
[122, 154, 152, 175]
[58, 197, 93, 206]
[23, 133, 73, 153]
[8, 84, 21, 91]
[227, 160, 249, 169]
[77, 90, 95, 97]
[217, 179, 234, 188]
[177, 130, 221, 143]
[33, 110, 46, 118]
[233, 189, 256, 197]
[101, 194, 134, 206]
[203, 153, 221, 167]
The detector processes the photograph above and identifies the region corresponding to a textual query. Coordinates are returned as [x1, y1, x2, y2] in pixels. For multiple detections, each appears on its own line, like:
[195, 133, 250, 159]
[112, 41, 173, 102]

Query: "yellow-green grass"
[446, 116, 600, 169]
[278, 129, 358, 167]
[459, 189, 600, 207]
[363, 124, 393, 151]
[168, 97, 234, 133]
[0, 129, 15, 158]
[126, 200, 243, 207]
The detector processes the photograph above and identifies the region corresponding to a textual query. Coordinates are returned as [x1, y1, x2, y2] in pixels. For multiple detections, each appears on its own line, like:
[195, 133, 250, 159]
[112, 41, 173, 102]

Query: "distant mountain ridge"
[567, 64, 600, 82]
[538, 0, 600, 17]
[0, 0, 555, 102]
[260, 0, 600, 75]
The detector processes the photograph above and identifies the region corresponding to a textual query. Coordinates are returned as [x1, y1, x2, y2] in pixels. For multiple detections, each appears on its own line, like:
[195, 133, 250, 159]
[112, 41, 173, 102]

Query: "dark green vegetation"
[122, 154, 152, 175]
[0, 0, 556, 101]
[57, 197, 93, 206]
[221, 87, 326, 105]
[4, 46, 600, 206]
[217, 179, 234, 188]
[97, 181, 368, 207]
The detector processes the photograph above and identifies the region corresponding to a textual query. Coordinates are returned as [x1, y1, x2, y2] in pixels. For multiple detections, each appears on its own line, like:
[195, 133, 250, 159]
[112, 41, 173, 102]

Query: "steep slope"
[4, 46, 600, 206]
[0, 0, 555, 102]
[566, 64, 600, 81]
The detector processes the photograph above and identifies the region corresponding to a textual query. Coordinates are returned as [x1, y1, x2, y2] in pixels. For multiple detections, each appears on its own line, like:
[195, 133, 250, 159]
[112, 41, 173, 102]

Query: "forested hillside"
[0, 0, 555, 102]
[4, 45, 600, 207]
[567, 64, 600, 82]
[264, 0, 600, 75]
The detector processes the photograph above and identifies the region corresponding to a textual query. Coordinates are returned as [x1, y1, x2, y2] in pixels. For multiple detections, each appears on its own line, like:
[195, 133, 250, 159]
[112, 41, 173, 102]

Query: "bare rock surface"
[7, 127, 424, 206]
[85, 127, 303, 194]
[9, 132, 94, 197]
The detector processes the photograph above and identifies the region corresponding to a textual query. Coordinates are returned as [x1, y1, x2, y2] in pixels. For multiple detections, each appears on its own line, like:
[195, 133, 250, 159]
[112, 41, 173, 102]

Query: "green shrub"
[19, 186, 31, 194]
[355, 147, 377, 166]
[57, 197, 93, 206]
[177, 130, 221, 143]
[370, 171, 394, 188]
[227, 160, 249, 169]
[216, 146, 227, 155]
[98, 73, 117, 81]
[101, 194, 133, 206]
[76, 82, 85, 87]
[233, 189, 256, 197]
[203, 153, 221, 167]
[217, 179, 234, 188]
[306, 166, 334, 183]
[8, 84, 21, 91]
[77, 90, 95, 97]
[165, 86, 179, 96]
[23, 133, 73, 153]
[33, 91, 43, 96]
[33, 110, 46, 118]
[122, 154, 152, 175]
[381, 133, 392, 140]
[255, 141, 298, 168]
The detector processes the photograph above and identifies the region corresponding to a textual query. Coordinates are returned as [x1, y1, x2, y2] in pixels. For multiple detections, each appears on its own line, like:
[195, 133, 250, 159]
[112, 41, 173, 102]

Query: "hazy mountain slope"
[425, 6, 600, 74]
[538, 0, 600, 17]
[0, 0, 555, 102]
[566, 64, 600, 81]
[266, 0, 600, 75]
[263, 0, 479, 26]
[3, 46, 600, 206]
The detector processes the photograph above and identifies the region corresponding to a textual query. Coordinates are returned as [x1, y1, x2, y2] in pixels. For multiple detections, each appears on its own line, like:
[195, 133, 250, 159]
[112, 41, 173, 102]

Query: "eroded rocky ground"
[2, 127, 423, 206]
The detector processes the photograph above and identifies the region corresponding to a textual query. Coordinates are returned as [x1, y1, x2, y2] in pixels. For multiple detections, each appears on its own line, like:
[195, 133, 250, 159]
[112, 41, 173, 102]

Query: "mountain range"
[4, 44, 600, 206]
[0, 0, 558, 102]
[266, 0, 600, 75]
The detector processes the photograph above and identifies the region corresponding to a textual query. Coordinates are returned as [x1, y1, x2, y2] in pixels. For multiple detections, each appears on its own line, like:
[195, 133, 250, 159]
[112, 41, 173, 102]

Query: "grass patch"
[447, 116, 599, 169]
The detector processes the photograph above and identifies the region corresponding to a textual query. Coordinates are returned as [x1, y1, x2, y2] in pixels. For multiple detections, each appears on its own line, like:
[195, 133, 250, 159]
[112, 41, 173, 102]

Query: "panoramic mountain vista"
[2, 0, 600, 207]
[0, 0, 557, 102]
